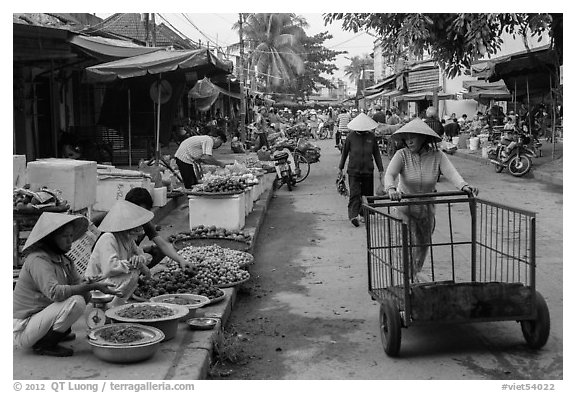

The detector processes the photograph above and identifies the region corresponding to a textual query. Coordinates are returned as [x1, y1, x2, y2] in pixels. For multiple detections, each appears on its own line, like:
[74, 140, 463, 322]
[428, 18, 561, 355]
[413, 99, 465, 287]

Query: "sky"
[96, 12, 376, 90]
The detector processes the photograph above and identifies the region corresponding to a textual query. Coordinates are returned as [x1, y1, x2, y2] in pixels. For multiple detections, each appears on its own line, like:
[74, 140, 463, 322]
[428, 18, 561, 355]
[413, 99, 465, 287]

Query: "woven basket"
[66, 223, 101, 275]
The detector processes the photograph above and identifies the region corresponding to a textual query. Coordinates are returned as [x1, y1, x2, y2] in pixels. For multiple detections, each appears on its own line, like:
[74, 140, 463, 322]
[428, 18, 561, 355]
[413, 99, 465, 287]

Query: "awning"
[462, 79, 507, 90]
[188, 77, 242, 111]
[462, 90, 511, 100]
[470, 44, 552, 80]
[364, 89, 391, 101]
[84, 48, 233, 83]
[363, 73, 398, 94]
[70, 35, 163, 62]
[395, 91, 455, 102]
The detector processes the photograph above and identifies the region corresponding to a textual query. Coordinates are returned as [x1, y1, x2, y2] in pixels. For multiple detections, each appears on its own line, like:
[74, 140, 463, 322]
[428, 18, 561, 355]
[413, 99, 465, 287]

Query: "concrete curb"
[452, 150, 563, 187]
[192, 175, 276, 379]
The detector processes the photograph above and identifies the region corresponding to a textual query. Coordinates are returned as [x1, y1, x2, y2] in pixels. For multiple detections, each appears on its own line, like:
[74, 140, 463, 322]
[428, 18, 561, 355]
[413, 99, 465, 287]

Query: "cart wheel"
[379, 300, 402, 357]
[494, 162, 505, 173]
[521, 291, 550, 349]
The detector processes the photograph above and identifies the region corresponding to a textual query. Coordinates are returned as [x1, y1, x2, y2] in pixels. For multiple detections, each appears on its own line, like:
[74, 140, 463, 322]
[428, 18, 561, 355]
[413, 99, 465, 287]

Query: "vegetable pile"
[192, 177, 246, 193]
[98, 326, 145, 344]
[13, 186, 67, 211]
[117, 304, 175, 319]
[157, 296, 203, 305]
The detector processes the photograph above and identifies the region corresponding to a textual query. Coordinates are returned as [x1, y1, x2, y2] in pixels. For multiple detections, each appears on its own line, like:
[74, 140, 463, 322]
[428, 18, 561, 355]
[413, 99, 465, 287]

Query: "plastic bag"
[336, 173, 348, 197]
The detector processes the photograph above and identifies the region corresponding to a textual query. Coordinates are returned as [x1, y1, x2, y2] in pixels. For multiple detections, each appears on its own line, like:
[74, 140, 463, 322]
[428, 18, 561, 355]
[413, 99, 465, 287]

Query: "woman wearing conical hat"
[384, 118, 479, 282]
[338, 113, 385, 227]
[85, 200, 155, 307]
[13, 213, 119, 357]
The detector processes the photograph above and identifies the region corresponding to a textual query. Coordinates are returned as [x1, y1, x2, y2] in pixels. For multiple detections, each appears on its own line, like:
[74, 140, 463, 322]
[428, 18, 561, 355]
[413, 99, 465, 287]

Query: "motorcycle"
[488, 131, 537, 177]
[271, 149, 297, 191]
[337, 130, 349, 152]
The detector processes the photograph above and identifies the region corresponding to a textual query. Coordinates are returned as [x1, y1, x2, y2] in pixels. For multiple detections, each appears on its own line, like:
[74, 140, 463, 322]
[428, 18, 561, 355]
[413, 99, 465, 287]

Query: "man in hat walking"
[338, 113, 385, 227]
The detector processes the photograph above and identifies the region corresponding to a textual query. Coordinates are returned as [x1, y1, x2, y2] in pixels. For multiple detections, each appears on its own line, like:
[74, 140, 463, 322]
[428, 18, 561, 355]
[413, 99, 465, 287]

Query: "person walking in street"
[386, 108, 401, 125]
[307, 110, 321, 140]
[338, 113, 385, 227]
[335, 107, 351, 148]
[423, 106, 445, 138]
[125, 187, 189, 269]
[371, 105, 387, 124]
[384, 118, 478, 282]
[85, 200, 155, 308]
[174, 131, 227, 188]
[13, 213, 118, 357]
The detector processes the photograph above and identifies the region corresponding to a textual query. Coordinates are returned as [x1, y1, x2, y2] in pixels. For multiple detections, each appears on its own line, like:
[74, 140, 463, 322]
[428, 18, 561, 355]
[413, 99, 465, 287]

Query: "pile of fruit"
[13, 186, 67, 211]
[177, 245, 253, 268]
[192, 177, 246, 194]
[160, 252, 250, 287]
[187, 259, 250, 287]
[169, 226, 252, 243]
[133, 267, 224, 301]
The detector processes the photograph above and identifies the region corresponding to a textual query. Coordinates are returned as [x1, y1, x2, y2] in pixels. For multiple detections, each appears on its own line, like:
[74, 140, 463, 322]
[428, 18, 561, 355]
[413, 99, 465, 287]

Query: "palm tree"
[344, 54, 374, 85]
[233, 13, 306, 91]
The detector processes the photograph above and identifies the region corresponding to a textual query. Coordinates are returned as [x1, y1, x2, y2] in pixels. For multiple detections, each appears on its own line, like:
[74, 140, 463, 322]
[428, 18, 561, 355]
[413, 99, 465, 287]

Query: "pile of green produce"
[133, 267, 224, 301]
[13, 186, 67, 211]
[169, 226, 252, 243]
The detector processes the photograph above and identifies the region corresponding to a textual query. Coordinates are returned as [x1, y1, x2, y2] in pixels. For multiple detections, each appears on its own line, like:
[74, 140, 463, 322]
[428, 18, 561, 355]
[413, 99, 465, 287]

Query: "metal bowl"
[105, 302, 188, 341]
[186, 317, 218, 330]
[88, 323, 164, 363]
[150, 294, 210, 321]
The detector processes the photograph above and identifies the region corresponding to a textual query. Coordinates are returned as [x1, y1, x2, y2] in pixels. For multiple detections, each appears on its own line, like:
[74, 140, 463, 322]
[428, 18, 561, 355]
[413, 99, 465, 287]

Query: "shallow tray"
[186, 317, 218, 330]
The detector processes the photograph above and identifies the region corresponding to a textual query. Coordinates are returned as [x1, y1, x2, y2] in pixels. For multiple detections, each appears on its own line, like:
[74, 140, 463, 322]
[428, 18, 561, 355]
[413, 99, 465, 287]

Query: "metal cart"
[363, 191, 550, 357]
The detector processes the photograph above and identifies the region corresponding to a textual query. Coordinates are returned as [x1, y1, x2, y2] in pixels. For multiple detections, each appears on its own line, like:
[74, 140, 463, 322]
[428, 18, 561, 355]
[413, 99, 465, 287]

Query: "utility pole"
[151, 13, 157, 47]
[238, 13, 246, 144]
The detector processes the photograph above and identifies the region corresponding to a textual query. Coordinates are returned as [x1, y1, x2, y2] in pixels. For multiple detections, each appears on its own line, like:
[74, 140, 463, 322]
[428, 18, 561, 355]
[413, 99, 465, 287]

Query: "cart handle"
[365, 190, 474, 202]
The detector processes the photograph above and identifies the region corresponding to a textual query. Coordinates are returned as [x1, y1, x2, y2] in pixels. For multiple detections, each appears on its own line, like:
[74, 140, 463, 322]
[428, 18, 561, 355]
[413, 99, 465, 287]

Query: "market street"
[211, 138, 563, 380]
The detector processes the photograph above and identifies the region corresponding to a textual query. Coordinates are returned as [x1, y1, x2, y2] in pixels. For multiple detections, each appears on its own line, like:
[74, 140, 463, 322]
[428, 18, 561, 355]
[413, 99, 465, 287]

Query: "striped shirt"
[337, 113, 351, 133]
[174, 135, 214, 164]
[384, 147, 468, 194]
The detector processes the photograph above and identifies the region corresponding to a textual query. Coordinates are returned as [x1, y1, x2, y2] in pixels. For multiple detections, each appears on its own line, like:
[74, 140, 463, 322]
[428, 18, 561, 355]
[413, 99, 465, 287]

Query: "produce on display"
[13, 186, 68, 211]
[169, 226, 252, 243]
[116, 304, 175, 319]
[98, 325, 145, 344]
[192, 177, 246, 193]
[161, 248, 250, 287]
[156, 295, 204, 305]
[134, 268, 224, 301]
[176, 244, 253, 267]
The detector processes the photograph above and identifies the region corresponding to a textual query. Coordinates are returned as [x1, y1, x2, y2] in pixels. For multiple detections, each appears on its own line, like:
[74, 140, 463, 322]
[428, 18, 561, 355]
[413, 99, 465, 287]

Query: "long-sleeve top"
[13, 247, 83, 319]
[85, 232, 144, 279]
[384, 147, 468, 195]
[339, 131, 384, 176]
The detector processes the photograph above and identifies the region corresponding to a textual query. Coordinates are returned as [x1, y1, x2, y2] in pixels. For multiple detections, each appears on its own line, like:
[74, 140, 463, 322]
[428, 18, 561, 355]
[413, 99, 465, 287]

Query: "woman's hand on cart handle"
[462, 185, 479, 196]
[388, 187, 402, 201]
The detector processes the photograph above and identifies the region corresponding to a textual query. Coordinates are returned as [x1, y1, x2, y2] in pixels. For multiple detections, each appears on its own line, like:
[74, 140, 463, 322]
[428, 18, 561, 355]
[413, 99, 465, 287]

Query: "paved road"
[212, 139, 562, 380]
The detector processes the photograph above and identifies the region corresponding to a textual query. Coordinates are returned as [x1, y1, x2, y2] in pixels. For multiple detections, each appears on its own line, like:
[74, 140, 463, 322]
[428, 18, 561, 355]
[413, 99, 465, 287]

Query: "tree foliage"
[343, 54, 373, 84]
[277, 31, 346, 101]
[323, 13, 562, 78]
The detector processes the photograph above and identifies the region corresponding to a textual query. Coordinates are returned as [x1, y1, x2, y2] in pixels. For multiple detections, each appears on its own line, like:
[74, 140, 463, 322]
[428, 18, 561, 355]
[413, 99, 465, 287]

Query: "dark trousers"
[176, 158, 197, 189]
[348, 174, 374, 219]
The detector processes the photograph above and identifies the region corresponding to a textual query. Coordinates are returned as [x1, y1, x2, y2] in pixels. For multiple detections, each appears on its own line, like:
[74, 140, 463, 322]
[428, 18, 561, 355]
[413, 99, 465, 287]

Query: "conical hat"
[391, 117, 442, 142]
[23, 212, 89, 252]
[98, 200, 154, 233]
[346, 113, 378, 131]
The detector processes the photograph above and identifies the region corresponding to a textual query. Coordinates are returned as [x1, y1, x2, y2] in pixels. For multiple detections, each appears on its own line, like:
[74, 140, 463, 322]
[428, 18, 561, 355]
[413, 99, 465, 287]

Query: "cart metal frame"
[363, 191, 548, 356]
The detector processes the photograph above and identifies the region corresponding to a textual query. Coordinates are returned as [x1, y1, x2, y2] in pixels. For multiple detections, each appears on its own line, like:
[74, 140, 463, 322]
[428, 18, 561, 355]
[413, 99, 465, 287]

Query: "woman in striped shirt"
[384, 118, 478, 281]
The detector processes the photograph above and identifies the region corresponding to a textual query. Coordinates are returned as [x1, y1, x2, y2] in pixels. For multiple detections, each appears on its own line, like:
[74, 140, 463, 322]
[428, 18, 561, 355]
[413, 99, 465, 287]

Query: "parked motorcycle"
[272, 149, 296, 191]
[488, 132, 537, 177]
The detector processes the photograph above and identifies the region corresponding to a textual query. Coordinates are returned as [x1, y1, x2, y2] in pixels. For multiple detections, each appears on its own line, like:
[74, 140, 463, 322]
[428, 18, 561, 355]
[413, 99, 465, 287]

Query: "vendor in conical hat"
[13, 213, 119, 357]
[384, 117, 478, 282]
[85, 200, 155, 307]
[337, 112, 385, 227]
